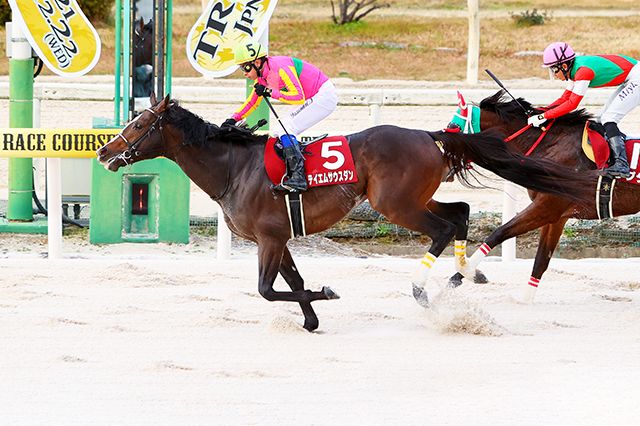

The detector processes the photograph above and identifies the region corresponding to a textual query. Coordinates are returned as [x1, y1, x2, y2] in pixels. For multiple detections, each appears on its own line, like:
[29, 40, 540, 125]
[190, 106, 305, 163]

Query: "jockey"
[222, 38, 338, 192]
[528, 42, 640, 179]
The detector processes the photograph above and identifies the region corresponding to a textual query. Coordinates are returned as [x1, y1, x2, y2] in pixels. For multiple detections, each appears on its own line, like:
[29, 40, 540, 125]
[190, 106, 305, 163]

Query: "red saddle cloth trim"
[264, 136, 358, 188]
[584, 125, 640, 185]
[585, 125, 610, 169]
[624, 138, 640, 185]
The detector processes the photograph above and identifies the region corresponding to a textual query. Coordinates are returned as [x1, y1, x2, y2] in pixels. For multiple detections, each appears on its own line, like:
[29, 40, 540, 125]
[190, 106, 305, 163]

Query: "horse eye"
[133, 123, 143, 131]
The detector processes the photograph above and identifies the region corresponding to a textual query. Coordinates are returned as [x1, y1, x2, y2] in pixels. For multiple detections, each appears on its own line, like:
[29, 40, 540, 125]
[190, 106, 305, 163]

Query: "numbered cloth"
[264, 136, 358, 187]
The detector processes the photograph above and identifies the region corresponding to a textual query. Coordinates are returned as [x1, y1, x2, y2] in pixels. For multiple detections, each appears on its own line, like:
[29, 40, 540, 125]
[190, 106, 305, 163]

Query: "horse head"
[133, 18, 154, 67]
[97, 93, 172, 171]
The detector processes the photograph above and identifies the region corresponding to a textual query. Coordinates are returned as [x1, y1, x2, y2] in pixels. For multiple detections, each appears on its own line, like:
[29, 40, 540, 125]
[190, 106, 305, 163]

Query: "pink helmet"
[542, 42, 576, 68]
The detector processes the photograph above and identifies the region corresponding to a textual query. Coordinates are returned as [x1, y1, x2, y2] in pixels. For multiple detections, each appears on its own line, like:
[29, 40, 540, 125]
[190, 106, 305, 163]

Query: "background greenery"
[0, 0, 638, 81]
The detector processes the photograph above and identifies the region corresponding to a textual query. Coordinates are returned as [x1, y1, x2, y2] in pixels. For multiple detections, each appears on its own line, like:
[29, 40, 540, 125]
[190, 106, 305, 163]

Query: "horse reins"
[210, 140, 232, 201]
[504, 119, 555, 156]
[112, 108, 168, 166]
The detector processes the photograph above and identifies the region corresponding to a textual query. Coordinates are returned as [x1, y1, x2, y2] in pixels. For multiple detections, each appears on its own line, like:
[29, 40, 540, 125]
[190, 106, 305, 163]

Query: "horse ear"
[150, 92, 157, 105]
[163, 94, 170, 105]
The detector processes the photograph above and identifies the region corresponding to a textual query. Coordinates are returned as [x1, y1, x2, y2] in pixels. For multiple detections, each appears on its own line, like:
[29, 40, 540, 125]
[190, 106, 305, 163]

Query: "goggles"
[240, 62, 254, 73]
[550, 64, 562, 74]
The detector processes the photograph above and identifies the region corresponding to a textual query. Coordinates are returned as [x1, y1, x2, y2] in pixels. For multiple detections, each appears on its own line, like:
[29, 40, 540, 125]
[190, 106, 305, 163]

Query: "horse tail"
[429, 130, 595, 205]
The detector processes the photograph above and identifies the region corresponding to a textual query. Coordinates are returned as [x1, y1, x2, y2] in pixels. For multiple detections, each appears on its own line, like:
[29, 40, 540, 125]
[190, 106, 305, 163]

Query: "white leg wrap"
[522, 277, 539, 304]
[412, 252, 436, 287]
[457, 242, 491, 280]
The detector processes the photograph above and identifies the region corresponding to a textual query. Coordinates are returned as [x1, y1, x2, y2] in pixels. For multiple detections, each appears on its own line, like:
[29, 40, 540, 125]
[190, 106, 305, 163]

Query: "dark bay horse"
[449, 90, 638, 302]
[96, 94, 595, 331]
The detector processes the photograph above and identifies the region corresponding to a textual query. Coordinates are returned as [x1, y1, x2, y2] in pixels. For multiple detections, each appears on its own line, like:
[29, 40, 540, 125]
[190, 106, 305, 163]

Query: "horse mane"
[163, 99, 269, 147]
[479, 89, 594, 126]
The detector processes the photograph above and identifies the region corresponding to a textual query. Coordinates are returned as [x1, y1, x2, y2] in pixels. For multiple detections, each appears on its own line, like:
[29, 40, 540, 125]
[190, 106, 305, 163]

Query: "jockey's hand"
[254, 83, 272, 98]
[527, 114, 547, 128]
[221, 118, 236, 128]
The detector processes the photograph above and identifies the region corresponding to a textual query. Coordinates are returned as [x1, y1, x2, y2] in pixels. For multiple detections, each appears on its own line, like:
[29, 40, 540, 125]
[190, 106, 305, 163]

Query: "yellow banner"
[8, 0, 101, 76]
[186, 0, 278, 78]
[0, 129, 119, 158]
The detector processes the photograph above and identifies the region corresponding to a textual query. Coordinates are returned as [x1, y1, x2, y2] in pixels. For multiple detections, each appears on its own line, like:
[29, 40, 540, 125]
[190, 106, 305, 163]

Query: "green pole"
[165, 0, 172, 97]
[245, 80, 269, 130]
[114, 0, 122, 125]
[8, 56, 34, 221]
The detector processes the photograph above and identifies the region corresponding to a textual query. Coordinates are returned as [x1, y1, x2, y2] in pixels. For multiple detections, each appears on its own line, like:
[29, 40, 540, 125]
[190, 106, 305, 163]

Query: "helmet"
[542, 42, 576, 68]
[234, 39, 267, 65]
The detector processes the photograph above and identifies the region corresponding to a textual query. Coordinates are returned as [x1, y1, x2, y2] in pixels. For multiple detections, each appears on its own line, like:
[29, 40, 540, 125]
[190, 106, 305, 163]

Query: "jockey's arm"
[544, 79, 590, 119]
[272, 66, 306, 105]
[232, 87, 263, 121]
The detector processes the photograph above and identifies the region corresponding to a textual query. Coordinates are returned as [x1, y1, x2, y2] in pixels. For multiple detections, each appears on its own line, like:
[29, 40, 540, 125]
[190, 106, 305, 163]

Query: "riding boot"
[604, 135, 630, 179]
[275, 138, 308, 192]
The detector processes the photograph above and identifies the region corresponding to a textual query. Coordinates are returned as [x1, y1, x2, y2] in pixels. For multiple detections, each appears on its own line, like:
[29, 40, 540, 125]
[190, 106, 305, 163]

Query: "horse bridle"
[113, 108, 167, 165]
[112, 106, 234, 201]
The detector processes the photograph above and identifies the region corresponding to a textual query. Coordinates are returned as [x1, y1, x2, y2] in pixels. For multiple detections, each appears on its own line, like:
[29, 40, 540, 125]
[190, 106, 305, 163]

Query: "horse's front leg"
[426, 200, 488, 287]
[458, 196, 567, 282]
[523, 218, 569, 303]
[279, 246, 322, 331]
[257, 238, 339, 330]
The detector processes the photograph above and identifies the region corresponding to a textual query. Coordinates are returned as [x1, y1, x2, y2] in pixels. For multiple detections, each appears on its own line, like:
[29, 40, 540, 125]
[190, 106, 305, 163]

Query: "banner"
[8, 0, 101, 76]
[0, 129, 119, 158]
[186, 0, 278, 78]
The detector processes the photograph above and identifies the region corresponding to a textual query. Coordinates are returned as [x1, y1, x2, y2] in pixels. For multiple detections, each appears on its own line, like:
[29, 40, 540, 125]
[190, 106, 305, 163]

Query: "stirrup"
[273, 175, 307, 192]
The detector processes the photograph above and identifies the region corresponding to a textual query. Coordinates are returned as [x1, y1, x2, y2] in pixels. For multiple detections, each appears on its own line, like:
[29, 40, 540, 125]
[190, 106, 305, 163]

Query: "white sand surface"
[0, 237, 639, 425]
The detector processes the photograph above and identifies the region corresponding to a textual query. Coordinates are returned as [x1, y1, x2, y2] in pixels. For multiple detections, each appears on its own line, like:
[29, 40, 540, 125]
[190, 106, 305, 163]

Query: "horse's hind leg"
[380, 206, 458, 307]
[523, 219, 568, 303]
[279, 246, 320, 331]
[427, 200, 488, 287]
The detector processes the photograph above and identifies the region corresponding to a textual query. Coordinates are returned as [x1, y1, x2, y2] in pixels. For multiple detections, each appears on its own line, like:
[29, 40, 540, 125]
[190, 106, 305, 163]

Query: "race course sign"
[186, 0, 278, 78]
[8, 0, 101, 76]
[0, 129, 119, 158]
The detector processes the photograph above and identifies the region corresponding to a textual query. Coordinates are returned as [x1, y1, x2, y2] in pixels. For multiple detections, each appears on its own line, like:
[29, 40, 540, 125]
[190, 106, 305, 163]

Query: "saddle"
[582, 121, 639, 183]
[581, 122, 611, 169]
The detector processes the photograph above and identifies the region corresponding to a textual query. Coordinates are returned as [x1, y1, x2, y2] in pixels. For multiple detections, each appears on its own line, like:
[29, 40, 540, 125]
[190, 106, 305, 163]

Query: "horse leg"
[380, 207, 458, 308]
[278, 246, 320, 331]
[522, 218, 569, 304]
[458, 198, 566, 282]
[426, 200, 488, 287]
[257, 239, 339, 331]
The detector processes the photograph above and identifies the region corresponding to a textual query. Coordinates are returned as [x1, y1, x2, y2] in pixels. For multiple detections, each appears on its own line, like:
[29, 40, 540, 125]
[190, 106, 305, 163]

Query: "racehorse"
[96, 94, 596, 331]
[448, 90, 640, 302]
[133, 18, 153, 68]
[132, 19, 154, 97]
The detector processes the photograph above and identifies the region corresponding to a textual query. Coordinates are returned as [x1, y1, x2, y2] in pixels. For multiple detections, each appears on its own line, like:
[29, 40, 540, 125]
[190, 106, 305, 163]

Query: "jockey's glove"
[254, 83, 272, 98]
[527, 114, 547, 128]
[221, 118, 236, 128]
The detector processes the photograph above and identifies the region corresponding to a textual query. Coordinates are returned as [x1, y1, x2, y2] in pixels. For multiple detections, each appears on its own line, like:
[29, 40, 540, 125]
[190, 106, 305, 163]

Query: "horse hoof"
[448, 272, 464, 288]
[303, 318, 319, 332]
[412, 284, 429, 308]
[473, 270, 489, 284]
[323, 286, 340, 300]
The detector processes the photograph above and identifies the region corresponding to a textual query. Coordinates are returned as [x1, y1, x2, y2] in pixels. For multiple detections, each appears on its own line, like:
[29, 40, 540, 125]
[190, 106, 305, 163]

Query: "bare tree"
[331, 0, 390, 25]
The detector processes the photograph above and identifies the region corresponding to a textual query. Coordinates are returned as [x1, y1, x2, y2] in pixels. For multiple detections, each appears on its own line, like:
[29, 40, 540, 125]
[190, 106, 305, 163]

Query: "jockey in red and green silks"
[528, 42, 640, 179]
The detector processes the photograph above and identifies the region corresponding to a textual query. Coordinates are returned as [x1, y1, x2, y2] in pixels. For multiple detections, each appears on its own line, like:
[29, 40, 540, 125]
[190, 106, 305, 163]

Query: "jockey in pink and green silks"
[528, 42, 640, 179]
[221, 38, 338, 192]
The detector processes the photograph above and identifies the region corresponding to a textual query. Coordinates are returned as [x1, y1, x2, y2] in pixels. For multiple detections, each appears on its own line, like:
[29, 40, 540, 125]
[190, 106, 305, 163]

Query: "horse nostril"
[96, 147, 107, 157]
